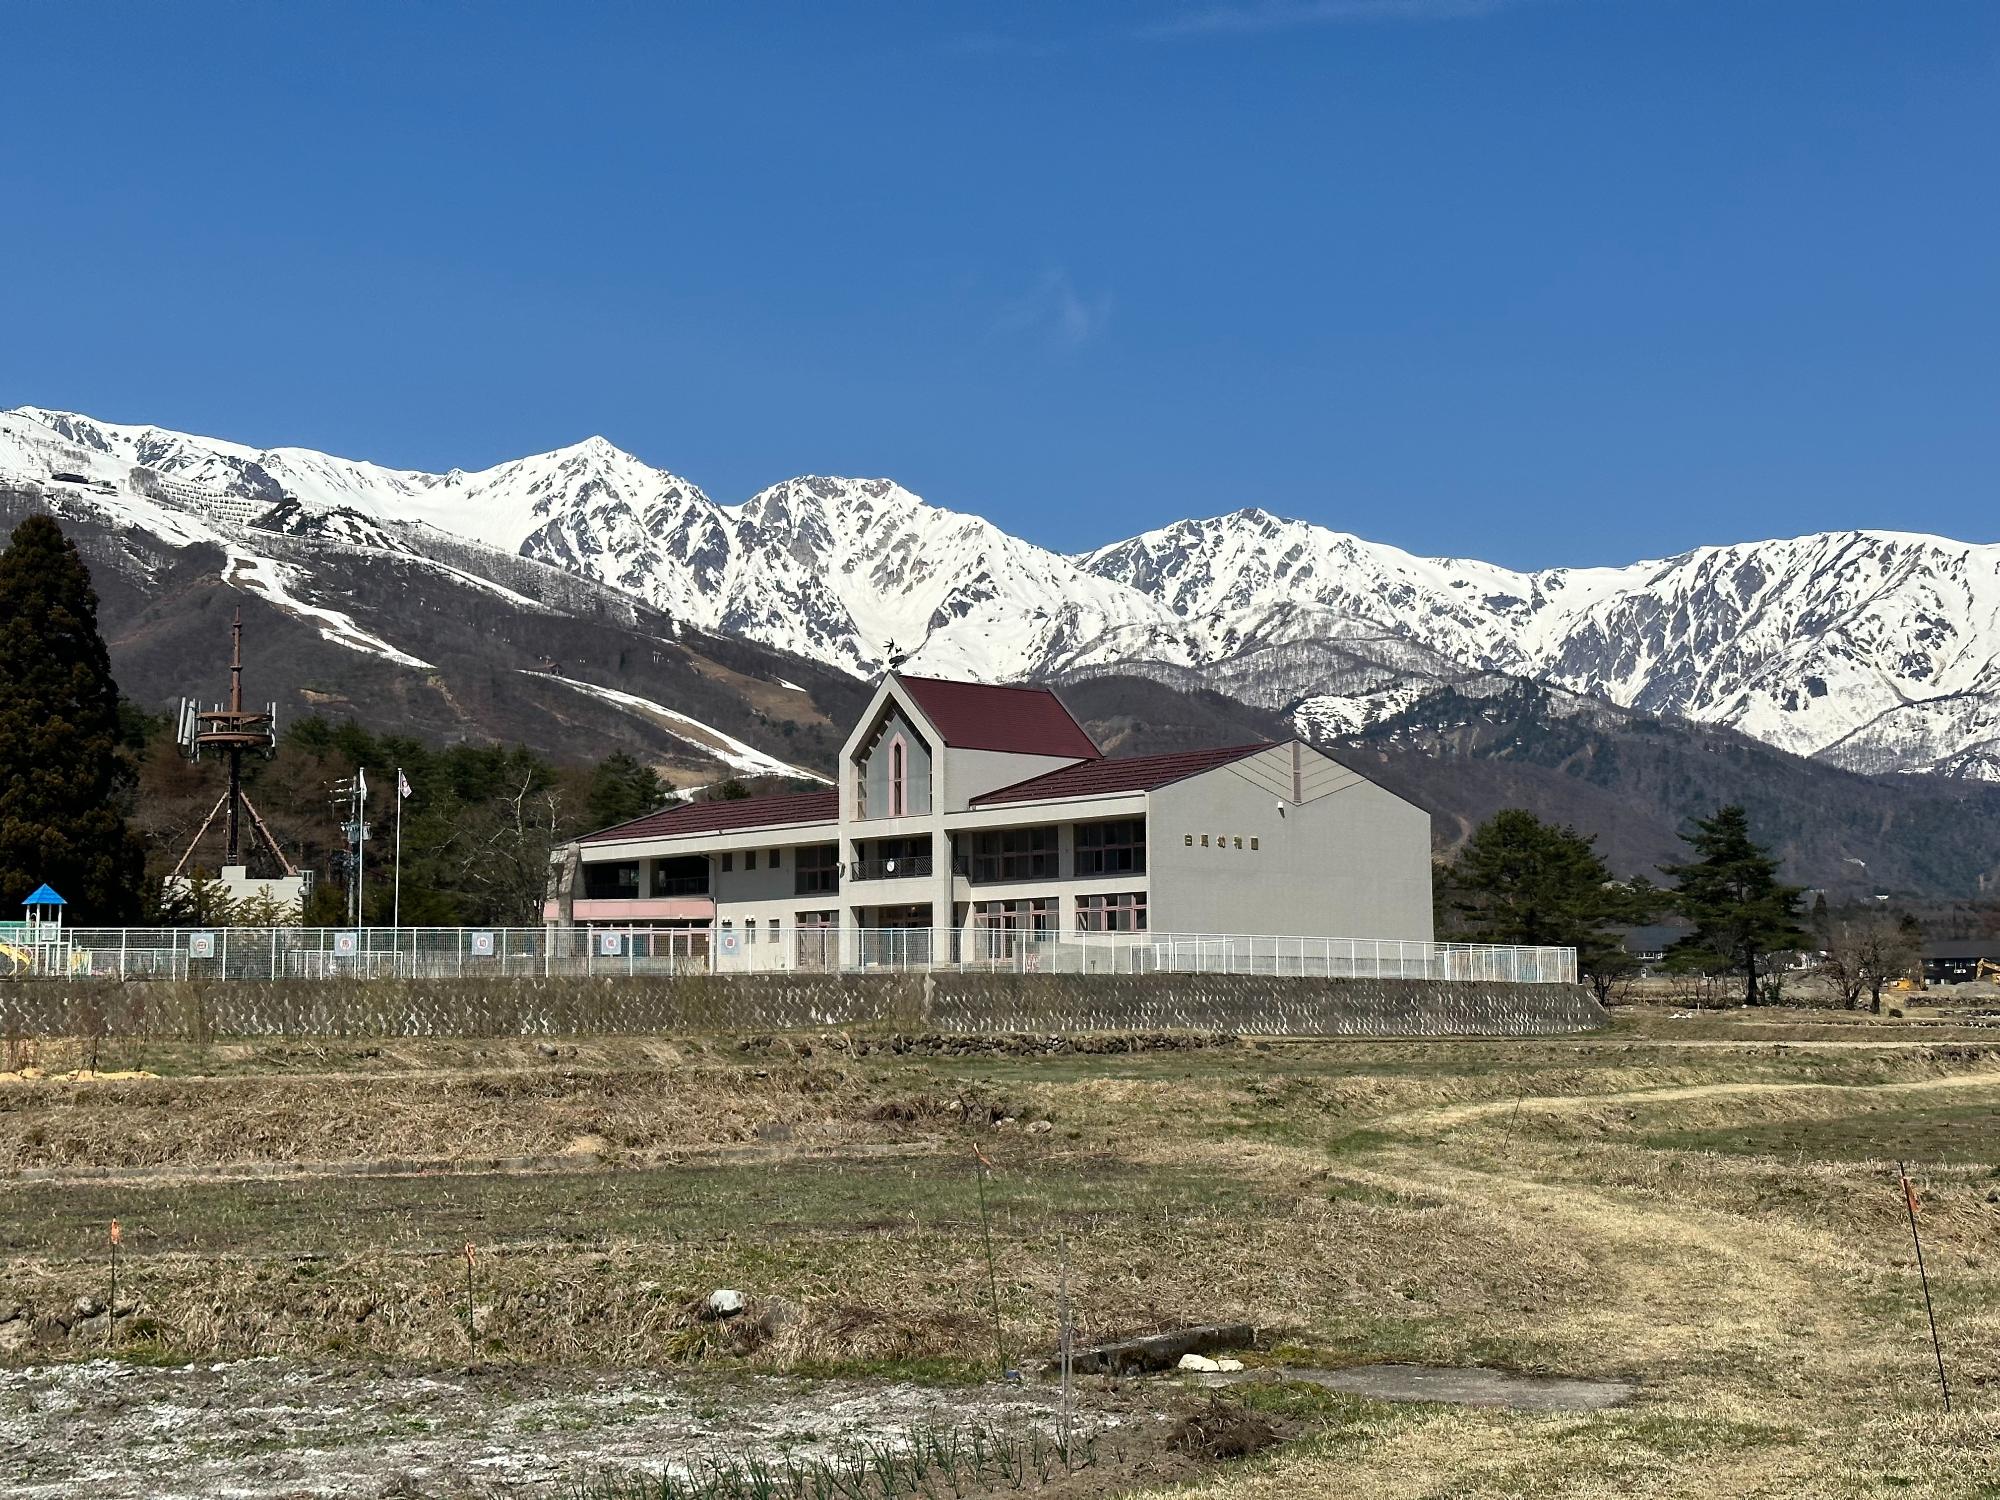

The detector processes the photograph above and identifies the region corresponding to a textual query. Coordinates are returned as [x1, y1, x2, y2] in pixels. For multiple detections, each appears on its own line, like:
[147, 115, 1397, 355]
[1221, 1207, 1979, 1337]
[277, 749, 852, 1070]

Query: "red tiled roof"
[581, 790, 839, 844]
[894, 674, 1101, 760]
[970, 743, 1275, 807]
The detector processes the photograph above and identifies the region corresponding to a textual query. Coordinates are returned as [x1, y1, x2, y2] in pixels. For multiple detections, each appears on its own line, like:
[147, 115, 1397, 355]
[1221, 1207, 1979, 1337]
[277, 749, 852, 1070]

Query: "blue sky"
[2, 1, 1995, 565]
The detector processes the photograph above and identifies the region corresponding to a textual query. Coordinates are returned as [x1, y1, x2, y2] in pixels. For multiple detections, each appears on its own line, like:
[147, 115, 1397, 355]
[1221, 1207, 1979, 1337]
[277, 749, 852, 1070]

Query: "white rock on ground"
[706, 1290, 745, 1318]
[1177, 1354, 1222, 1372]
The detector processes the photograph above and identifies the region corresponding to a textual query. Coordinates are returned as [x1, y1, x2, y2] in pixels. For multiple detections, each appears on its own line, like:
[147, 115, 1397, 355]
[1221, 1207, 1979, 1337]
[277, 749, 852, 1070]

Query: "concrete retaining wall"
[0, 973, 1606, 1040]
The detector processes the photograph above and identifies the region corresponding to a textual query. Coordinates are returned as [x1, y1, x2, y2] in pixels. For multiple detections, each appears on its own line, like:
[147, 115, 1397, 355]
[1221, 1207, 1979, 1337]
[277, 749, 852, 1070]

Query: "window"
[1075, 819, 1146, 876]
[746, 918, 758, 943]
[969, 826, 1057, 882]
[721, 852, 734, 873]
[890, 737, 907, 817]
[974, 898, 1057, 931]
[582, 861, 640, 900]
[768, 920, 780, 944]
[972, 899, 1055, 960]
[796, 843, 841, 896]
[652, 855, 708, 897]
[768, 849, 781, 868]
[1076, 892, 1147, 932]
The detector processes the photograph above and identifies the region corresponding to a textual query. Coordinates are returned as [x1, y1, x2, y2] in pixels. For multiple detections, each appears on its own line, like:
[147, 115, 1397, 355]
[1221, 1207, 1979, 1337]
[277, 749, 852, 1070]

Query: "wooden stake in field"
[1058, 1231, 1074, 1466]
[107, 1219, 121, 1348]
[972, 1145, 1009, 1379]
[462, 1241, 477, 1349]
[1896, 1162, 1950, 1412]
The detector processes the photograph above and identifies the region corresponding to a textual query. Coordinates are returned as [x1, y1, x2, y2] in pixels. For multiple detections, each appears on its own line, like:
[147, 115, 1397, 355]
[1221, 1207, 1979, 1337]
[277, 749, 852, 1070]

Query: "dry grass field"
[4, 1003, 2000, 1497]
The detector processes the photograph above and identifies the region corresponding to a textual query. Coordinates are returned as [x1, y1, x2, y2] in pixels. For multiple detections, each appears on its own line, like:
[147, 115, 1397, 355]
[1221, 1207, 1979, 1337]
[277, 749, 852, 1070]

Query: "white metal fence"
[2, 924, 1577, 985]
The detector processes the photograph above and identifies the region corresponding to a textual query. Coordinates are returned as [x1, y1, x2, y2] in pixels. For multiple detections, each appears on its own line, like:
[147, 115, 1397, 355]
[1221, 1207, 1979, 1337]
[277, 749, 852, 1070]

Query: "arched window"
[890, 737, 907, 817]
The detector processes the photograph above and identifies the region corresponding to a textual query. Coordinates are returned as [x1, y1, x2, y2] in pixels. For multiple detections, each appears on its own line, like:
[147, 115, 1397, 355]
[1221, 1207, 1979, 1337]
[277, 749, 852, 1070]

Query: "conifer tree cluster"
[1445, 802, 1809, 1005]
[0, 515, 145, 919]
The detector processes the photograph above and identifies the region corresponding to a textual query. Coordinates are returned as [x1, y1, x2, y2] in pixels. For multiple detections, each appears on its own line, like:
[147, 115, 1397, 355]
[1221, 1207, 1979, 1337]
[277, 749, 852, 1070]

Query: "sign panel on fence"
[469, 931, 495, 957]
[333, 932, 360, 957]
[187, 932, 216, 959]
[598, 932, 623, 956]
[719, 930, 741, 956]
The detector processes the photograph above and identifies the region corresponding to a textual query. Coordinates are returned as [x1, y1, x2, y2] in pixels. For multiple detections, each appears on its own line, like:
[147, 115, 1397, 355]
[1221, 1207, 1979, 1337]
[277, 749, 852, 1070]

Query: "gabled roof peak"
[890, 674, 1101, 761]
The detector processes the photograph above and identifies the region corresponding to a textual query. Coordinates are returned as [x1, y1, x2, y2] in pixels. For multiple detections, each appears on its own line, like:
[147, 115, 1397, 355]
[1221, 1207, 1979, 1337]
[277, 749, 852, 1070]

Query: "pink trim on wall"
[569, 897, 717, 921]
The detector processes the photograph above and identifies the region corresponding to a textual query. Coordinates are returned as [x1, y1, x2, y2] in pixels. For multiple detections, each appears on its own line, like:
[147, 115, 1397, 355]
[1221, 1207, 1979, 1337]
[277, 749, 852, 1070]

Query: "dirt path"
[1387, 1066, 2000, 1133]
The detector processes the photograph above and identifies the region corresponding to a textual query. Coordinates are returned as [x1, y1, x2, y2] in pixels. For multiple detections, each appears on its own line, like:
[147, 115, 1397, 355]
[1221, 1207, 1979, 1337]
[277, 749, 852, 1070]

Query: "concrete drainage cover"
[1200, 1364, 1635, 1412]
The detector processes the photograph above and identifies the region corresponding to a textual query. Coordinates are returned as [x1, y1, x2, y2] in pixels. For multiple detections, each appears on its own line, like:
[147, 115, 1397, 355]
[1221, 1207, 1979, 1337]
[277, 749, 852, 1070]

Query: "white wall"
[1148, 745, 1433, 941]
[942, 748, 1086, 809]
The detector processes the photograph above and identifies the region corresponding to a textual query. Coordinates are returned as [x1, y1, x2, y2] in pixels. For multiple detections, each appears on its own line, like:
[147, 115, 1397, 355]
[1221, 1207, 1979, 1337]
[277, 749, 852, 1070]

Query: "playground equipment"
[0, 885, 76, 976]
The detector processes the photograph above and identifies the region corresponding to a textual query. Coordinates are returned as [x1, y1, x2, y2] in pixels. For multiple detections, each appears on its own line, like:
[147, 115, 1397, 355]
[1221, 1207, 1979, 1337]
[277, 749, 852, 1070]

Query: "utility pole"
[329, 771, 369, 927]
[355, 768, 368, 926]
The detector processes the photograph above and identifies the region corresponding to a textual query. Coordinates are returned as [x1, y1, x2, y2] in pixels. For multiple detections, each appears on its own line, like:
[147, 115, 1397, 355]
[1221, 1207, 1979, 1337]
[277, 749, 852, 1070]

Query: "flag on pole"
[357, 766, 368, 798]
[399, 770, 413, 801]
[1903, 1170, 1921, 1218]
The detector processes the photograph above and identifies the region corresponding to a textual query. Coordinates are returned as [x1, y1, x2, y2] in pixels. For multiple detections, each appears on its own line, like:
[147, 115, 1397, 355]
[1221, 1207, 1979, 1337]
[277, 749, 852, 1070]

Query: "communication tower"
[170, 610, 299, 880]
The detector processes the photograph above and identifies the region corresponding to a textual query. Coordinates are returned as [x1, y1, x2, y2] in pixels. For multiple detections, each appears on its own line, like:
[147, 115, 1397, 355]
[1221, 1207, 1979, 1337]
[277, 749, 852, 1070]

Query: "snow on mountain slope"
[527, 673, 833, 783]
[1075, 508, 2000, 780]
[8, 403, 2000, 781]
[1, 408, 1182, 682]
[1076, 506, 1631, 671]
[1538, 531, 2000, 762]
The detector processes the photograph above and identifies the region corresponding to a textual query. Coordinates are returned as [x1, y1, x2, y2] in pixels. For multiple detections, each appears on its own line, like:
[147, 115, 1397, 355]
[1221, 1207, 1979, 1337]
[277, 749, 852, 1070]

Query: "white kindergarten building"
[544, 673, 1437, 971]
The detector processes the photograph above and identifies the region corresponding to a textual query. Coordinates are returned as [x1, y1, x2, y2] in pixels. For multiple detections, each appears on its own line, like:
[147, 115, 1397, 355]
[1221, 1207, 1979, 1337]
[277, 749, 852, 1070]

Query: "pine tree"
[1661, 805, 1808, 1005]
[0, 516, 145, 920]
[1449, 808, 1649, 1000]
[584, 751, 672, 831]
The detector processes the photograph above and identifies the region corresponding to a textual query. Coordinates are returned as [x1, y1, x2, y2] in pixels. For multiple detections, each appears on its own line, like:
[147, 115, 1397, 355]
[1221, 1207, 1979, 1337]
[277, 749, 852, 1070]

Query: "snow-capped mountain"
[1076, 508, 2000, 778]
[6, 403, 1999, 782]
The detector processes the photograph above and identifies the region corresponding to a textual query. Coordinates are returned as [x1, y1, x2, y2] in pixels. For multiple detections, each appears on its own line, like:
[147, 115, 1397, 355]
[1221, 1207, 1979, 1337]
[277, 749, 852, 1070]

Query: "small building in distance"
[1619, 924, 1692, 975]
[545, 672, 1436, 969]
[1921, 939, 2000, 986]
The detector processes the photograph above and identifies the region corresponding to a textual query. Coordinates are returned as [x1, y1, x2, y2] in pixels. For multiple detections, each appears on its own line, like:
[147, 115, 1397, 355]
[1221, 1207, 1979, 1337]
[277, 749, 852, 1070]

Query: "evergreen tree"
[1450, 808, 1648, 1000]
[1661, 805, 1808, 1005]
[585, 751, 672, 831]
[0, 516, 145, 919]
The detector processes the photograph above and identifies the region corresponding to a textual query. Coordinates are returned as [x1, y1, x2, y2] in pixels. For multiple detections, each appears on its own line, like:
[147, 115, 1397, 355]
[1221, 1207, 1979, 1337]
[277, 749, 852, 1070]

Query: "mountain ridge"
[6, 403, 1999, 782]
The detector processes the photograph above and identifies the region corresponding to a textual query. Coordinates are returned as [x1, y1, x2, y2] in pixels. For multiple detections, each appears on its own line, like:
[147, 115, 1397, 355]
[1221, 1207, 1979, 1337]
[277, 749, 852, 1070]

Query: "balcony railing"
[849, 855, 934, 881]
